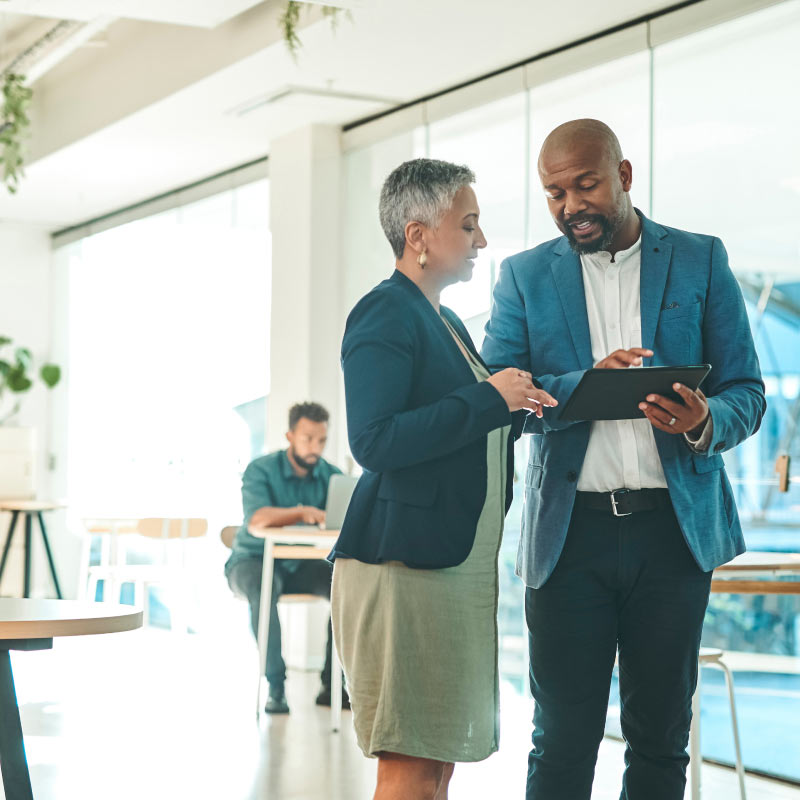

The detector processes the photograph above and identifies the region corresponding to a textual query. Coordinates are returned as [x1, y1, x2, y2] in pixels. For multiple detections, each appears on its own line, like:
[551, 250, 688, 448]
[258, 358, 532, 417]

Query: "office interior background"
[0, 0, 798, 797]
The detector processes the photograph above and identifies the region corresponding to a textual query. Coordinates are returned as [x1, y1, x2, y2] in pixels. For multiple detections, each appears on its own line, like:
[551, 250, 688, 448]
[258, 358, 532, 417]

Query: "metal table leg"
[0, 510, 20, 587]
[23, 515, 32, 599]
[36, 513, 63, 600]
[256, 539, 275, 721]
[0, 639, 53, 800]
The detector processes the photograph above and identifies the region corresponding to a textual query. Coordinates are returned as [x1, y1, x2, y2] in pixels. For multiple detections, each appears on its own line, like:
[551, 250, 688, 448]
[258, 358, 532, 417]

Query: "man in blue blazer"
[482, 119, 765, 800]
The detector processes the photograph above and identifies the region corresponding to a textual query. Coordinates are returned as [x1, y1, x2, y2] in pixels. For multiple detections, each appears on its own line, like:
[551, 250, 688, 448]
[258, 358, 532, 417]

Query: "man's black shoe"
[316, 685, 351, 709]
[265, 686, 290, 714]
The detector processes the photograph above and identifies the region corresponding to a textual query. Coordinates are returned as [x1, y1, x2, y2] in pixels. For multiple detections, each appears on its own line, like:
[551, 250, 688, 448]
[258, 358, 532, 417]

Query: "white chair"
[84, 517, 207, 633]
[689, 647, 747, 800]
[220, 526, 344, 731]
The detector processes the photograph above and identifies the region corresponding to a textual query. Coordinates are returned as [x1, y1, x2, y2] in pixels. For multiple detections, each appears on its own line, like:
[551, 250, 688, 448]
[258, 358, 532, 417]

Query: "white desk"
[0, 598, 142, 800]
[247, 527, 341, 730]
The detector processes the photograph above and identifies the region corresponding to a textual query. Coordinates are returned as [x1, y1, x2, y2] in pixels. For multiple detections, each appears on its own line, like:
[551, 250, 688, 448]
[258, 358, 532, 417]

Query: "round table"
[0, 598, 143, 800]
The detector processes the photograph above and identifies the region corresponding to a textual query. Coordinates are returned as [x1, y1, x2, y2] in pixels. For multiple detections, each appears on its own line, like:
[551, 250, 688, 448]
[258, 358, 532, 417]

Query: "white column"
[268, 125, 343, 456]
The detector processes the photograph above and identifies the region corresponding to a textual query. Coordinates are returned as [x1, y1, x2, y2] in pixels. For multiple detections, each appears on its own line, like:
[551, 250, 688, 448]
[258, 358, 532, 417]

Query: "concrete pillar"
[267, 125, 343, 457]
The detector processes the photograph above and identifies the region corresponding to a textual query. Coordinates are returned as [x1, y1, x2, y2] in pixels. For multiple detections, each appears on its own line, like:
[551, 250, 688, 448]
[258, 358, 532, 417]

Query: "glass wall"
[55, 180, 271, 624]
[342, 0, 800, 782]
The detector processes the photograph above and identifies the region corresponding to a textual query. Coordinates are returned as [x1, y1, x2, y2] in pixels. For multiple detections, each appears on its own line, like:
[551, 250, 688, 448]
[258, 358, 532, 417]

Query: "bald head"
[537, 119, 639, 256]
[539, 119, 623, 173]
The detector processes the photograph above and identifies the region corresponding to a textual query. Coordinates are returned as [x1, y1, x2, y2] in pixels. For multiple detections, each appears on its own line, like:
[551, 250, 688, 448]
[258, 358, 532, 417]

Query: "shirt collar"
[279, 449, 319, 481]
[581, 234, 642, 269]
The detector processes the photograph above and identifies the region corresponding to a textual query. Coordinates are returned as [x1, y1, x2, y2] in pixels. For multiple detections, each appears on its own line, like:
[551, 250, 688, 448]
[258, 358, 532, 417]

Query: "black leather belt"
[574, 488, 671, 517]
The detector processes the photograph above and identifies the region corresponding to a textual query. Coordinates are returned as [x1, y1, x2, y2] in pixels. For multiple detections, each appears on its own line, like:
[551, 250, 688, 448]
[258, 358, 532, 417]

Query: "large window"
[53, 181, 271, 624]
[342, 0, 800, 783]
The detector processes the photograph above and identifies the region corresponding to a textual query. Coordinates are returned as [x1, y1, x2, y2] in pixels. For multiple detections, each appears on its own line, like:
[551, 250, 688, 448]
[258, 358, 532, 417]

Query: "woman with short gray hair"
[330, 158, 556, 799]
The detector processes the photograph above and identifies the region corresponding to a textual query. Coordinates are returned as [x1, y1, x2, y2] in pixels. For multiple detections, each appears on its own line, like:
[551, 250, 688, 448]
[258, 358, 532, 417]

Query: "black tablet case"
[558, 365, 711, 421]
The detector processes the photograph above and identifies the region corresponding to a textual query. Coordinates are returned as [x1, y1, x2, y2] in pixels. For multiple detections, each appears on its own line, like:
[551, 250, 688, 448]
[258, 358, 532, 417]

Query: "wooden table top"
[715, 551, 800, 572]
[0, 500, 67, 512]
[0, 598, 142, 639]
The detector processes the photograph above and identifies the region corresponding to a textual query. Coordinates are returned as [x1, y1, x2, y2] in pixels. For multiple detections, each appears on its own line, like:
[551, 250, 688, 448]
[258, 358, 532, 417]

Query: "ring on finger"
[668, 416, 677, 426]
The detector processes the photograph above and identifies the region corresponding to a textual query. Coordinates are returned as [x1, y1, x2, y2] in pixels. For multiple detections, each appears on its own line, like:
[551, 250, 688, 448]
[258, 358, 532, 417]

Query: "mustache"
[564, 213, 606, 227]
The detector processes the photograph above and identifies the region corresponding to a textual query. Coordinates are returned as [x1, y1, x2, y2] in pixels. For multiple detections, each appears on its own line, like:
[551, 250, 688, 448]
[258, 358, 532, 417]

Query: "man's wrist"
[688, 414, 708, 439]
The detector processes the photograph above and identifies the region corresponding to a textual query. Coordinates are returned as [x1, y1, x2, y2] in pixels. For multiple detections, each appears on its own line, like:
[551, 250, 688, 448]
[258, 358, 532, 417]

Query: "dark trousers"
[525, 503, 712, 800]
[226, 557, 334, 690]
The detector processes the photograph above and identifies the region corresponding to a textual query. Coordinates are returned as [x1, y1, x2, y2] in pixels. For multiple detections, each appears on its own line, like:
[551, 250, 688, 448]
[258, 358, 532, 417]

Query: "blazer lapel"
[440, 307, 486, 367]
[550, 242, 594, 370]
[639, 215, 672, 362]
[391, 270, 477, 382]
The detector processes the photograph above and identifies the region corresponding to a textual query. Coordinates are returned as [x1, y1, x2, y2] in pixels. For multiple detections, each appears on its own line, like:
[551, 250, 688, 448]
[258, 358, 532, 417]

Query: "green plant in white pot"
[0, 336, 61, 500]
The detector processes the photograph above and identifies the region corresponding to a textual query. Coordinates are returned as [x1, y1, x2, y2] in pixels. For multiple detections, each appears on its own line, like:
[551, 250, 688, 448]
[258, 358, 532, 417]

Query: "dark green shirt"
[224, 449, 341, 573]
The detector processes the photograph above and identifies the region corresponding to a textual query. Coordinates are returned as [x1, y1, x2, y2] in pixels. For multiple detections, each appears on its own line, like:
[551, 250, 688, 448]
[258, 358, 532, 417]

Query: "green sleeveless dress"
[331, 320, 510, 763]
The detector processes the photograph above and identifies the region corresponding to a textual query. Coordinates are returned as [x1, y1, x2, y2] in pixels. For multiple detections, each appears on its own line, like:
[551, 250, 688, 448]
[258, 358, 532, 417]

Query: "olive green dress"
[331, 320, 510, 763]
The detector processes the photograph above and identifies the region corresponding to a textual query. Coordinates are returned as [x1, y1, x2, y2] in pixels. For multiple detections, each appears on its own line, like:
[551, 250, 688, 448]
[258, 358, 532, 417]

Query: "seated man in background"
[225, 401, 347, 714]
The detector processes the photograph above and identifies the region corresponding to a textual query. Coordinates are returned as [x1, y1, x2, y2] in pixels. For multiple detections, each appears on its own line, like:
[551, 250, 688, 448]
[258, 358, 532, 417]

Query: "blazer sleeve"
[482, 256, 585, 434]
[343, 291, 511, 473]
[694, 237, 766, 456]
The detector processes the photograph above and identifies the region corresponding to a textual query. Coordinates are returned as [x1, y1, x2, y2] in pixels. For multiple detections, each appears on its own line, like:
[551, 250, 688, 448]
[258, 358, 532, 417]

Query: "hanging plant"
[0, 336, 61, 425]
[0, 73, 33, 195]
[280, 2, 348, 58]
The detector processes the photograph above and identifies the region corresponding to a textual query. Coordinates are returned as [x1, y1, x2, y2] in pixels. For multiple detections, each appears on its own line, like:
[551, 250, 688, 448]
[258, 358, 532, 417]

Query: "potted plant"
[0, 336, 60, 499]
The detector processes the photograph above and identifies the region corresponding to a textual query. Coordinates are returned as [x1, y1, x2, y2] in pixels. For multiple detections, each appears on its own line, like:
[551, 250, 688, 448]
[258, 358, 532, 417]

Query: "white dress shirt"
[577, 235, 710, 493]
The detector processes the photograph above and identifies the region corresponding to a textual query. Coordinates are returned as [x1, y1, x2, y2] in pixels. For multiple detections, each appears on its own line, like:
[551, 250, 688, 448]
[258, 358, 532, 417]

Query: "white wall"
[268, 125, 344, 459]
[0, 223, 76, 597]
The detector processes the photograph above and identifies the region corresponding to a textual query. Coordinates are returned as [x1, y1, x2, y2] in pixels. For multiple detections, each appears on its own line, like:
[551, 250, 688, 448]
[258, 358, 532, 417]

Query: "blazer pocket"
[526, 464, 543, 489]
[692, 453, 724, 473]
[660, 300, 702, 322]
[377, 474, 439, 507]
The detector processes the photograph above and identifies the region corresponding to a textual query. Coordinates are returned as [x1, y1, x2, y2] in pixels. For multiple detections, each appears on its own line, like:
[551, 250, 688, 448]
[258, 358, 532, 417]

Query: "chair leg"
[142, 584, 150, 628]
[715, 660, 747, 800]
[689, 667, 702, 800]
[331, 634, 343, 733]
[133, 581, 146, 625]
[104, 574, 118, 604]
[86, 573, 99, 603]
[168, 580, 189, 635]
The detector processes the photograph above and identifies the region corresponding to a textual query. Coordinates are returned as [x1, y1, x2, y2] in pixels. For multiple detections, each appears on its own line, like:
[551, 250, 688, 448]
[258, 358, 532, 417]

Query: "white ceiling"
[0, 0, 675, 230]
[0, 0, 266, 28]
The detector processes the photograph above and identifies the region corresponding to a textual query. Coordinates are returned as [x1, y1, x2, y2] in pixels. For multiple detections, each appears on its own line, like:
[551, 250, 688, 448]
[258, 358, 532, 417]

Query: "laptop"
[323, 474, 358, 531]
[283, 473, 358, 532]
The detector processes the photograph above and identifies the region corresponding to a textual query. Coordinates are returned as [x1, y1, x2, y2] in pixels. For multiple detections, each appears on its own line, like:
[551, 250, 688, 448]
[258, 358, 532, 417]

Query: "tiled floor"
[4, 616, 800, 800]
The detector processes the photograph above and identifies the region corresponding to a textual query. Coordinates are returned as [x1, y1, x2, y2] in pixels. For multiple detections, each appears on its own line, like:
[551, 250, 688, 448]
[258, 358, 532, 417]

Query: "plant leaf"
[0, 360, 10, 377]
[15, 347, 32, 367]
[0, 336, 12, 347]
[6, 364, 32, 393]
[40, 364, 61, 388]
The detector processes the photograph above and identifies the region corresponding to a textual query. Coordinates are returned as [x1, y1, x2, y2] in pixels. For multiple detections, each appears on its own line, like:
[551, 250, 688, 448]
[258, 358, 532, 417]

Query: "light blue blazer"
[481, 212, 766, 589]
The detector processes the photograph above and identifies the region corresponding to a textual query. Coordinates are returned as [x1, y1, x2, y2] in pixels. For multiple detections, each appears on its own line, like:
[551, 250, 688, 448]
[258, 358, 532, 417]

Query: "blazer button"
[567, 470, 578, 482]
[714, 442, 726, 453]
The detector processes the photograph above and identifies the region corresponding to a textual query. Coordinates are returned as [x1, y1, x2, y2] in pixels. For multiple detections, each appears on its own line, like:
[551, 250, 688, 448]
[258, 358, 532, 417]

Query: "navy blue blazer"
[330, 270, 519, 569]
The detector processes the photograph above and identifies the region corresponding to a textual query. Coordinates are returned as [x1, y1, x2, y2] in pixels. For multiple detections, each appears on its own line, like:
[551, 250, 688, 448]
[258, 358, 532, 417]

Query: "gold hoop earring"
[418, 251, 427, 268]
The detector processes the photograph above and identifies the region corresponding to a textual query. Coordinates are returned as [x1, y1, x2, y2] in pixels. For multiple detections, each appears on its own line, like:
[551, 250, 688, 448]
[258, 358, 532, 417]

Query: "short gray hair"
[379, 158, 476, 259]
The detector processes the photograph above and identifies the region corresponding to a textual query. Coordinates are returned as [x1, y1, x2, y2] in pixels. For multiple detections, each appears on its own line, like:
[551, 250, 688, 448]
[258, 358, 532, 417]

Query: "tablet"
[558, 364, 711, 421]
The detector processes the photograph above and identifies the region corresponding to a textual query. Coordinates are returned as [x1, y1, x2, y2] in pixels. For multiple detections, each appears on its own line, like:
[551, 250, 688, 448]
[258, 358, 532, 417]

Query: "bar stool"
[0, 500, 65, 598]
[689, 647, 747, 800]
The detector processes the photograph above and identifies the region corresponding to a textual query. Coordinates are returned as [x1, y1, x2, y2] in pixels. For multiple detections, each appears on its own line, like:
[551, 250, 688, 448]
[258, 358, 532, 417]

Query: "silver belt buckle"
[610, 489, 632, 517]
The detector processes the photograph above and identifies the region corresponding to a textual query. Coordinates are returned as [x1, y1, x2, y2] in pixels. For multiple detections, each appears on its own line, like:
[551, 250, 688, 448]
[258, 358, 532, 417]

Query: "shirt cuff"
[684, 413, 713, 452]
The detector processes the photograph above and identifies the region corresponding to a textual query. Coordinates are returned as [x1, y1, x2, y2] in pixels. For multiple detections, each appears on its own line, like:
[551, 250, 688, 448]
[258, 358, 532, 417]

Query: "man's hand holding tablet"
[639, 383, 710, 437]
[592, 347, 710, 433]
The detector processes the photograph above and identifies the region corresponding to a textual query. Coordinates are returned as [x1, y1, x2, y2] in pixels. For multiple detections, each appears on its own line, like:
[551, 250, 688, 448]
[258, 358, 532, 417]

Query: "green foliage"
[0, 336, 61, 424]
[280, 1, 348, 58]
[0, 73, 33, 195]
